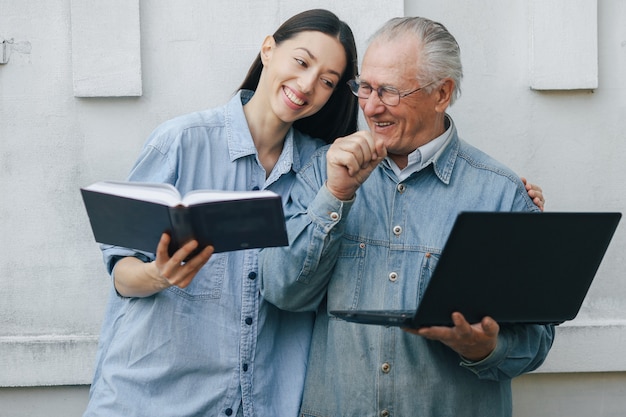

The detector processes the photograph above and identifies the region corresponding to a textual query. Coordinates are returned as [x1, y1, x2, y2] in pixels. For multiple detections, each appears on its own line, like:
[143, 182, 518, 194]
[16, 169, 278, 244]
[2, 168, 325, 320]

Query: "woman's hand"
[113, 233, 214, 298]
[153, 233, 214, 289]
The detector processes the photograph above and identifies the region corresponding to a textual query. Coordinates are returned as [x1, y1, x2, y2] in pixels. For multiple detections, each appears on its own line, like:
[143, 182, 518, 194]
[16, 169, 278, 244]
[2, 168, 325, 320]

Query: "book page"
[181, 189, 279, 206]
[83, 181, 182, 206]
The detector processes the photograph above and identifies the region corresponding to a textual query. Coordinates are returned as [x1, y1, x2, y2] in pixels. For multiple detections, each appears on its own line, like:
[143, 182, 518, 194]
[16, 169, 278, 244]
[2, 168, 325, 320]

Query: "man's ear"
[260, 35, 276, 65]
[434, 78, 454, 113]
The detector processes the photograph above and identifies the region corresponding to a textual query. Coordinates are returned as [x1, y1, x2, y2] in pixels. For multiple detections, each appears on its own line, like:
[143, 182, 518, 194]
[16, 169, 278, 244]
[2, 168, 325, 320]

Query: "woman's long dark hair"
[238, 9, 358, 144]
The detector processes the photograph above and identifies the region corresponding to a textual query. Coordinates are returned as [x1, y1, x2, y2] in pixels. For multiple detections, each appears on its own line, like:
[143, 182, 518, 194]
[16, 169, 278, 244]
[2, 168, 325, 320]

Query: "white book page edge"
[181, 189, 279, 206]
[83, 181, 182, 206]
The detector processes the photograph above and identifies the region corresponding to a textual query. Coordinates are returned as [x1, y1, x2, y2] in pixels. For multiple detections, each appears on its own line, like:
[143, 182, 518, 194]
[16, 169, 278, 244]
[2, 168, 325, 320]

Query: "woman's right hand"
[153, 233, 215, 289]
[113, 233, 214, 298]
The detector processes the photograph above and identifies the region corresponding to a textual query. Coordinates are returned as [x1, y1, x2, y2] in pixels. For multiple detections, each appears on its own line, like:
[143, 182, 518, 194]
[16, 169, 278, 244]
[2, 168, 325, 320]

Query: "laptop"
[330, 211, 621, 328]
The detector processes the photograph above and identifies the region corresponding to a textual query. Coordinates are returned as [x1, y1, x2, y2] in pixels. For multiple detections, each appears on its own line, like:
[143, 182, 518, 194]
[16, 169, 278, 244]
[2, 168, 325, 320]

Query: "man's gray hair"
[368, 17, 463, 105]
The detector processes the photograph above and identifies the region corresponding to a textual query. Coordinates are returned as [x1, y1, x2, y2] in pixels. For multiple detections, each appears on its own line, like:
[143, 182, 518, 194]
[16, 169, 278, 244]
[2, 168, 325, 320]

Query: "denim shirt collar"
[431, 115, 460, 185]
[227, 90, 299, 181]
[381, 114, 460, 185]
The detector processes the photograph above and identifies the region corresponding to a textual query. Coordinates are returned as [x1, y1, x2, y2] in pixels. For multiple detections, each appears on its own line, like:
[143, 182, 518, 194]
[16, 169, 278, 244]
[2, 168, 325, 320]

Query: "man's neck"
[387, 115, 452, 171]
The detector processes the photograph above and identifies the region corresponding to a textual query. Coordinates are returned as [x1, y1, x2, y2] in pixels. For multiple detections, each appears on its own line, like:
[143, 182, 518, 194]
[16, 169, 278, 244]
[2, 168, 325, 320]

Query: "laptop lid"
[331, 212, 621, 328]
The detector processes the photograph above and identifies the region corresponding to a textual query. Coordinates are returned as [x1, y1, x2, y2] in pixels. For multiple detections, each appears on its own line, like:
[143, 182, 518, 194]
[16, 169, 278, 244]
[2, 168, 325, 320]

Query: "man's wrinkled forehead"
[360, 37, 420, 85]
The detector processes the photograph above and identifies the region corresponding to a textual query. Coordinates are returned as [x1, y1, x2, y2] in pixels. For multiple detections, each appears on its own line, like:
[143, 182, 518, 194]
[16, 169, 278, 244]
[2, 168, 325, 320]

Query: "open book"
[80, 181, 288, 254]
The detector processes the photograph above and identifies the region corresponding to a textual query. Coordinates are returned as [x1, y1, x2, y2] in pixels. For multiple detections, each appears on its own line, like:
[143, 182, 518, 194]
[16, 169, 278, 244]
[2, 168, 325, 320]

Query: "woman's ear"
[260, 35, 276, 66]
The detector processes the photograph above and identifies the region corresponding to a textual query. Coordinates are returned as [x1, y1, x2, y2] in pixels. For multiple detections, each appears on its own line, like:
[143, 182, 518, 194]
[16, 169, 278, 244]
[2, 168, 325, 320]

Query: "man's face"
[358, 36, 447, 167]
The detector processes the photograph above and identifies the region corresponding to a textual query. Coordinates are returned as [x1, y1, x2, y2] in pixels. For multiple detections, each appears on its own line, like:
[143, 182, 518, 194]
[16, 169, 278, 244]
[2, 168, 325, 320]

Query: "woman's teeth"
[284, 88, 305, 106]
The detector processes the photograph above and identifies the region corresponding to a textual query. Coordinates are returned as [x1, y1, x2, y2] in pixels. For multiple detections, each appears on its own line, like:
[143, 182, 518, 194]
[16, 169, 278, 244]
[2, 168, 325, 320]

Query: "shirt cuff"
[307, 183, 354, 234]
[458, 332, 510, 375]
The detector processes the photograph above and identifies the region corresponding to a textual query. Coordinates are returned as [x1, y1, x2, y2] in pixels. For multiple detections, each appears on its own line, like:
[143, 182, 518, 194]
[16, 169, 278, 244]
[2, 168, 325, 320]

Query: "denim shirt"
[84, 91, 324, 417]
[260, 118, 555, 417]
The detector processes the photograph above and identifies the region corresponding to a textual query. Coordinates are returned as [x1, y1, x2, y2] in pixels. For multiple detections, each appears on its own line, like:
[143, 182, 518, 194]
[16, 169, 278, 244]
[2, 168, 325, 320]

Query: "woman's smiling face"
[259, 30, 347, 125]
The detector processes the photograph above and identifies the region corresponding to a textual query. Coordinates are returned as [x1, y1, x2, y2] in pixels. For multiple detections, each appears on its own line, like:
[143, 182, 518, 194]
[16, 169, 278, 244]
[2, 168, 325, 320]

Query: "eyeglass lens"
[348, 80, 401, 106]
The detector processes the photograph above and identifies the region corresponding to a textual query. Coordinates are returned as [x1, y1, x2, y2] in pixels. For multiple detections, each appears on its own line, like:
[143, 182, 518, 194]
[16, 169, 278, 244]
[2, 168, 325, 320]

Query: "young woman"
[83, 9, 359, 417]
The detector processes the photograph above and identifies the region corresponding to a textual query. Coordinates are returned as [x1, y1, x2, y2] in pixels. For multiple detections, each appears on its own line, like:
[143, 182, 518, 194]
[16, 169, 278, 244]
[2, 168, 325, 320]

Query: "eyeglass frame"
[346, 77, 439, 106]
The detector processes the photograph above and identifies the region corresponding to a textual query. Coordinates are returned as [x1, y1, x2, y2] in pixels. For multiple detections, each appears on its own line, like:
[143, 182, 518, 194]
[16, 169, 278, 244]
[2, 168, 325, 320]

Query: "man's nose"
[361, 91, 385, 115]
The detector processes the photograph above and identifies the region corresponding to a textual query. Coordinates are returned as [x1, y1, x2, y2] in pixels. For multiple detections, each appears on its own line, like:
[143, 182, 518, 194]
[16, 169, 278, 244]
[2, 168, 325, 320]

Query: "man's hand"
[521, 177, 545, 211]
[405, 312, 499, 361]
[325, 131, 387, 201]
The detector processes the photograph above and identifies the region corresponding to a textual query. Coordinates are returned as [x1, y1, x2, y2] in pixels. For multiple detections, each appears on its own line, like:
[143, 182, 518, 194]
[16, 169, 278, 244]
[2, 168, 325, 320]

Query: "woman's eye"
[295, 58, 306, 67]
[322, 79, 336, 89]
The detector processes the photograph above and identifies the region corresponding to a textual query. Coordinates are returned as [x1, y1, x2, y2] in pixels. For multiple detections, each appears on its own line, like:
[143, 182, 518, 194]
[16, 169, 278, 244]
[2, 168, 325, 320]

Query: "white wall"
[1, 0, 625, 416]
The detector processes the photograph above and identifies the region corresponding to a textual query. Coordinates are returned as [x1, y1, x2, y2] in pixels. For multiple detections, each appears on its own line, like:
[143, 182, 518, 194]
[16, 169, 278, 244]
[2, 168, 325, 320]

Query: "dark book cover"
[81, 186, 288, 255]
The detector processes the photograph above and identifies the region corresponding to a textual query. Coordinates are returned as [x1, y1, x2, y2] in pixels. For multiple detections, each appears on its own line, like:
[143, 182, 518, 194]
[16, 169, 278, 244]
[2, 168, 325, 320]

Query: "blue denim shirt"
[260, 118, 555, 417]
[84, 91, 324, 417]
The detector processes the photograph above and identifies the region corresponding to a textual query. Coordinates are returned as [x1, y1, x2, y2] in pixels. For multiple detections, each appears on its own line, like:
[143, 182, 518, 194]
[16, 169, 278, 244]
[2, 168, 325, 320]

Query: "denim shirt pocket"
[300, 412, 325, 417]
[166, 252, 227, 300]
[416, 250, 440, 303]
[329, 240, 367, 309]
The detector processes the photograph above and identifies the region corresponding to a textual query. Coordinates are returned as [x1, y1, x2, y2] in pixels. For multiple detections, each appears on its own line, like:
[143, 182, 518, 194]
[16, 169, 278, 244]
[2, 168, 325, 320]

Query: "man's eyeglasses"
[347, 78, 437, 106]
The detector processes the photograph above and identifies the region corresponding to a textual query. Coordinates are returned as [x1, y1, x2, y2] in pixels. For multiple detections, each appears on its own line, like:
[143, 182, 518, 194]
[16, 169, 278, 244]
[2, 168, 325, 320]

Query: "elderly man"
[260, 16, 554, 417]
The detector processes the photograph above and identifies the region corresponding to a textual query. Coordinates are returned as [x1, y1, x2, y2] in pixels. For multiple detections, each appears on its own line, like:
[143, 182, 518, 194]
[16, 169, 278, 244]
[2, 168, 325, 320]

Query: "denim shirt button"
[396, 183, 406, 193]
[243, 363, 248, 372]
[224, 408, 233, 416]
[381, 410, 390, 417]
[388, 272, 398, 282]
[330, 211, 340, 221]
[245, 317, 253, 325]
[381, 362, 391, 373]
[248, 271, 257, 280]
[393, 225, 402, 236]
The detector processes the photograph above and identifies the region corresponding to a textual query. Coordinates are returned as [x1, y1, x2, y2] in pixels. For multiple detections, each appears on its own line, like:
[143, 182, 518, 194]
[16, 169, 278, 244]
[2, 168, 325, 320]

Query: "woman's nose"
[297, 72, 317, 94]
